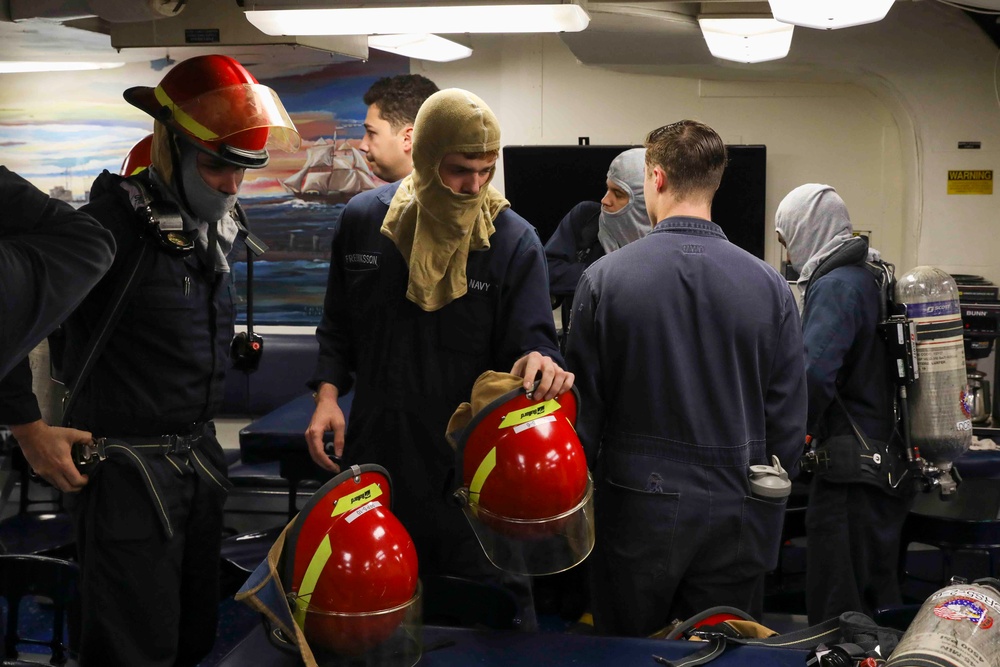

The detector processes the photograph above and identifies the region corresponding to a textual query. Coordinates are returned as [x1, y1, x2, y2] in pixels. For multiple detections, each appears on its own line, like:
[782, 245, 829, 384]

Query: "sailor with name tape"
[305, 89, 573, 627]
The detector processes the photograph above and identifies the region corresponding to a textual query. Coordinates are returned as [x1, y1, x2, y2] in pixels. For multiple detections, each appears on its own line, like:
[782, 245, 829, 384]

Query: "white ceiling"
[0, 0, 993, 78]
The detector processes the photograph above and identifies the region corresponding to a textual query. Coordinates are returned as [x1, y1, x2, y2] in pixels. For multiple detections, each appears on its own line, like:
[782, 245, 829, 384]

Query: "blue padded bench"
[221, 331, 319, 419]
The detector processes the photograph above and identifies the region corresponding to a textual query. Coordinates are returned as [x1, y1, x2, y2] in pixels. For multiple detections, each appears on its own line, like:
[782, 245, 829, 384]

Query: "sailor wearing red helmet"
[2, 55, 299, 666]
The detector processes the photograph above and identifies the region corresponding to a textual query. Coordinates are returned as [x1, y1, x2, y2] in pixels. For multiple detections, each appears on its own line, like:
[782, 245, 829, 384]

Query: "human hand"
[510, 351, 575, 402]
[9, 420, 90, 493]
[305, 385, 345, 474]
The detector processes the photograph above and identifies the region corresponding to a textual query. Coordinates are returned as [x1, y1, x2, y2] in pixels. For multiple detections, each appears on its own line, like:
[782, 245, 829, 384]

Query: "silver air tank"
[895, 266, 971, 480]
[886, 578, 1000, 667]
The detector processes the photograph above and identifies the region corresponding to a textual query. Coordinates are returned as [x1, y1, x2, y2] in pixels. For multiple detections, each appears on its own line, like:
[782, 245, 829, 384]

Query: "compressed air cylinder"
[886, 580, 1000, 667]
[895, 266, 971, 467]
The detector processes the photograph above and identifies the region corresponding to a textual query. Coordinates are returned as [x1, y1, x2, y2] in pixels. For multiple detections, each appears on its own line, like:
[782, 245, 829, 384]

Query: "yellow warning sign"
[947, 170, 993, 195]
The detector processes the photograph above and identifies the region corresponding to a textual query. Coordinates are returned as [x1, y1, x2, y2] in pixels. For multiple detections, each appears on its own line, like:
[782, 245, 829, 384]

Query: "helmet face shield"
[151, 82, 301, 155]
[460, 473, 595, 576]
[452, 386, 595, 575]
[282, 464, 421, 664]
[124, 55, 301, 169]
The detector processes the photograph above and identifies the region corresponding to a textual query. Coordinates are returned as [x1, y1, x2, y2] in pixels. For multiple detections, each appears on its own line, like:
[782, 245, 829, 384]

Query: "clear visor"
[288, 585, 422, 667]
[459, 474, 595, 576]
[155, 82, 301, 153]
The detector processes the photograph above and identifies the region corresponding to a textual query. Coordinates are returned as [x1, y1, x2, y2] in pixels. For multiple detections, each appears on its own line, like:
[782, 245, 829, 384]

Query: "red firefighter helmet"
[120, 134, 153, 176]
[452, 385, 594, 575]
[281, 464, 419, 657]
[123, 54, 300, 169]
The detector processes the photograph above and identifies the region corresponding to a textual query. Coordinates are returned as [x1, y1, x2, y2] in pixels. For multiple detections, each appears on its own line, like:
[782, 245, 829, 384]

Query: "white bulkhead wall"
[421, 1, 1000, 284]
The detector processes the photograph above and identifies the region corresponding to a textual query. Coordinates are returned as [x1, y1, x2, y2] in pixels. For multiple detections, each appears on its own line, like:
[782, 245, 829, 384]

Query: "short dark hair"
[363, 74, 439, 131]
[644, 120, 727, 201]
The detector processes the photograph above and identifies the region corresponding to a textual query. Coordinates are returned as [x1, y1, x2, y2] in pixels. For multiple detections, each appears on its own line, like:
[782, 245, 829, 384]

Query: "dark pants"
[73, 436, 229, 667]
[589, 459, 784, 637]
[805, 476, 913, 625]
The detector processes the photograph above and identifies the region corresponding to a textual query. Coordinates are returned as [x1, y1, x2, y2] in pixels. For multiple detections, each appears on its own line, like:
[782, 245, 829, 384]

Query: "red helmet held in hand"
[452, 385, 594, 575]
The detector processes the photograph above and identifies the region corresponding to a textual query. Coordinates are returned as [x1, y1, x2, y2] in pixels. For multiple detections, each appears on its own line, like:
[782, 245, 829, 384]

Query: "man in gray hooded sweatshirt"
[544, 148, 648, 345]
[776, 183, 913, 625]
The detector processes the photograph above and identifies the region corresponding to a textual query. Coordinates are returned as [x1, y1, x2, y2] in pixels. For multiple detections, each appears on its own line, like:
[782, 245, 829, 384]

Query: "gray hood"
[598, 147, 650, 253]
[775, 183, 855, 296]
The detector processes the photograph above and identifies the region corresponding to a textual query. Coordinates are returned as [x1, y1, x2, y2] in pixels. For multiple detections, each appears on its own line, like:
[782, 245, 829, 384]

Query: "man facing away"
[359, 74, 439, 183]
[305, 88, 573, 627]
[566, 119, 807, 637]
[776, 183, 913, 625]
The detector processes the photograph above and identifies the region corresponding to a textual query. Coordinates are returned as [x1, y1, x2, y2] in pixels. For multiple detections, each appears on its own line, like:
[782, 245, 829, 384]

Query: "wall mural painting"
[0, 52, 409, 326]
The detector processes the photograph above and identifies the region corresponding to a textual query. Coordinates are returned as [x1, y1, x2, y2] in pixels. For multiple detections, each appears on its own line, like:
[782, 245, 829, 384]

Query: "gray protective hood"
[775, 183, 856, 297]
[598, 147, 650, 253]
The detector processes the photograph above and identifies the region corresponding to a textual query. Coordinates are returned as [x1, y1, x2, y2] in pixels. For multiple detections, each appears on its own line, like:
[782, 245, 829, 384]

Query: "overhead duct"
[108, 0, 367, 63]
[5, 0, 183, 22]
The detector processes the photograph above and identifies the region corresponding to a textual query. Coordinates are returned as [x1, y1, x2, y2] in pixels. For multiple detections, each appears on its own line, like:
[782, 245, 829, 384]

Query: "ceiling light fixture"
[368, 34, 473, 62]
[697, 17, 794, 64]
[768, 0, 895, 30]
[0, 61, 126, 74]
[244, 2, 590, 36]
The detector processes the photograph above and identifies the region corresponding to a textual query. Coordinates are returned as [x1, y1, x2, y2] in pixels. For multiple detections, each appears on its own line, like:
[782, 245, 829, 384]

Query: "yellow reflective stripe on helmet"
[154, 85, 219, 141]
[498, 399, 562, 429]
[469, 446, 497, 507]
[292, 533, 332, 629]
[331, 483, 383, 517]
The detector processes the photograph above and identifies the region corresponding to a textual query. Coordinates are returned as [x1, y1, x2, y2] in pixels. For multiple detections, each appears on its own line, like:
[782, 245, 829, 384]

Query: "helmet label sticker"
[345, 500, 383, 524]
[499, 399, 562, 429]
[513, 414, 557, 434]
[331, 483, 383, 517]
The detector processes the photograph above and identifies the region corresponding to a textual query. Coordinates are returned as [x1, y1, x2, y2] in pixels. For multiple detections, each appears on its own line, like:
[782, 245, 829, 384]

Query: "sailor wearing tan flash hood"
[306, 88, 573, 627]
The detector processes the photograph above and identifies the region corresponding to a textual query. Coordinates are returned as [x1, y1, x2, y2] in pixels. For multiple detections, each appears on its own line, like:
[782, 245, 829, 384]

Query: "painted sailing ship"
[281, 137, 380, 204]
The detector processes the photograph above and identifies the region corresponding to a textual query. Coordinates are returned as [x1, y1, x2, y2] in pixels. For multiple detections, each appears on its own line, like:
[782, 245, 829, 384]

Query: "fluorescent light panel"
[368, 34, 473, 62]
[768, 0, 895, 30]
[698, 18, 793, 64]
[245, 4, 590, 35]
[0, 61, 126, 74]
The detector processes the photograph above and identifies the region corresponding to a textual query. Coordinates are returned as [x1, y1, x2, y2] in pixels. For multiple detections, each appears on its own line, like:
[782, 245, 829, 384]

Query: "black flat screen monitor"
[502, 144, 767, 260]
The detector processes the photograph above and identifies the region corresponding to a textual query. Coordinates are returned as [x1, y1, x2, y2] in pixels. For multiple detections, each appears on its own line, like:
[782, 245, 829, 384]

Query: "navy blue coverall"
[0, 169, 234, 666]
[566, 216, 807, 636]
[802, 261, 913, 624]
[310, 181, 562, 608]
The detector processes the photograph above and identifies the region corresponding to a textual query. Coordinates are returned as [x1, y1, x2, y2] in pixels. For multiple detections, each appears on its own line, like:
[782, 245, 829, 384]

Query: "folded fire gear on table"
[651, 606, 905, 667]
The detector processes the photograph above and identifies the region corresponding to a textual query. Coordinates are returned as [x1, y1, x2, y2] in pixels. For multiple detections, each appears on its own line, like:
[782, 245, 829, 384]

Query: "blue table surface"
[217, 624, 809, 667]
[238, 392, 352, 466]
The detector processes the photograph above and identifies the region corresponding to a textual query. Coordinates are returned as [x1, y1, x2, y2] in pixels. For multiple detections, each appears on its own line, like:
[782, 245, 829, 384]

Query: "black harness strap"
[653, 616, 843, 667]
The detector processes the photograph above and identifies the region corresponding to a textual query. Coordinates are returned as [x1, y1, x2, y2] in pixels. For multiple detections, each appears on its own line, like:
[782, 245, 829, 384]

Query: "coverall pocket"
[736, 495, 787, 575]
[600, 475, 680, 573]
[92, 461, 157, 543]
